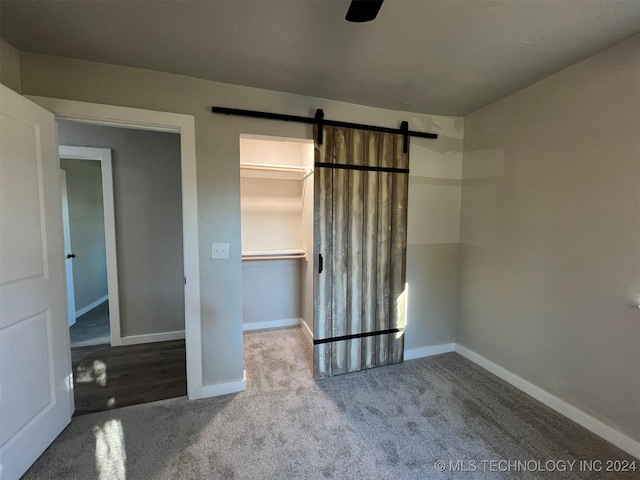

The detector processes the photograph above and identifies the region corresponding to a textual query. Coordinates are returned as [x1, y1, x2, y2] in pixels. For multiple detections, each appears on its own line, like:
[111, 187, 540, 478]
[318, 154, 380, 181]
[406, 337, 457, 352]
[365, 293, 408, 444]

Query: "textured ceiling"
[1, 0, 639, 116]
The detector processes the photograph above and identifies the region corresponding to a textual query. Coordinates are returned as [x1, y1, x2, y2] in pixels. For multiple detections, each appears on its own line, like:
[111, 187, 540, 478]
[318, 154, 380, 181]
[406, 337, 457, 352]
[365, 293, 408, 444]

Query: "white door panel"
[0, 85, 73, 479]
[0, 112, 45, 284]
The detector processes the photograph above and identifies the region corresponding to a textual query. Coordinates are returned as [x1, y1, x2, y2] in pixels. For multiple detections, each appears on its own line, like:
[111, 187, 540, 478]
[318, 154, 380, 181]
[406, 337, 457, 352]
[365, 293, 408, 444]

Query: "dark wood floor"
[71, 339, 186, 416]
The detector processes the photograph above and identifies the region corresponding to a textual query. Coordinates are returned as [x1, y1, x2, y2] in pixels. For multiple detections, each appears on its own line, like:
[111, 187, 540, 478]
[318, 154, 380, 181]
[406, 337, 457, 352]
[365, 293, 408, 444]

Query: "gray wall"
[459, 35, 640, 441]
[0, 38, 21, 93]
[20, 52, 463, 386]
[60, 159, 108, 312]
[242, 260, 301, 325]
[406, 163, 461, 350]
[57, 121, 184, 337]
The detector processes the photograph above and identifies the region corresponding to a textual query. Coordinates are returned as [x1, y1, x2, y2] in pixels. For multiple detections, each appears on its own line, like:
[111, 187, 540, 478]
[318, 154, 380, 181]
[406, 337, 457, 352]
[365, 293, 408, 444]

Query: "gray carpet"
[70, 301, 111, 347]
[24, 328, 636, 479]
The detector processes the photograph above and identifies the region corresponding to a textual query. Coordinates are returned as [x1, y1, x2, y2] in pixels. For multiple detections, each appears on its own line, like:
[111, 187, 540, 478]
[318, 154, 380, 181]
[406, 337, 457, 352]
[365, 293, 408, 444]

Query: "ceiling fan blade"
[346, 0, 384, 23]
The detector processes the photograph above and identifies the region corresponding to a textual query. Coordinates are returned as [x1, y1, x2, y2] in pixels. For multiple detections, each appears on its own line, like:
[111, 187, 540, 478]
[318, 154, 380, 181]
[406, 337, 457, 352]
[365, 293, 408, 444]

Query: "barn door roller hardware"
[210, 106, 438, 153]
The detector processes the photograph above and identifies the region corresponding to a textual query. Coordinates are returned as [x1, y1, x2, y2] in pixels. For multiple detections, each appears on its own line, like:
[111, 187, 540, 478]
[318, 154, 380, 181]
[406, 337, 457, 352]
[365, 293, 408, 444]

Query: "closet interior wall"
[240, 137, 314, 337]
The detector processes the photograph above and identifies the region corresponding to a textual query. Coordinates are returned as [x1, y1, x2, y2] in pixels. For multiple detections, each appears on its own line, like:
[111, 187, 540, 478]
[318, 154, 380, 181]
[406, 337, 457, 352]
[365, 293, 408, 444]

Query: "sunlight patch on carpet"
[94, 419, 126, 480]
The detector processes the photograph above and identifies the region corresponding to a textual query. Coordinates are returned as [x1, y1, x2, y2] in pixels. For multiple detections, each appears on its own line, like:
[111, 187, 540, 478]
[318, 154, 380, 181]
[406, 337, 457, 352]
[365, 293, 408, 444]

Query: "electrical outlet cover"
[211, 242, 229, 259]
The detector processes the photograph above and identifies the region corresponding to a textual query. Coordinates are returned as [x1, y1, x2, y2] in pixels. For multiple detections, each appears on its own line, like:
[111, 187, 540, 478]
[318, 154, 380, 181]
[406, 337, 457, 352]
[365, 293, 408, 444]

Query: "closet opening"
[240, 134, 315, 380]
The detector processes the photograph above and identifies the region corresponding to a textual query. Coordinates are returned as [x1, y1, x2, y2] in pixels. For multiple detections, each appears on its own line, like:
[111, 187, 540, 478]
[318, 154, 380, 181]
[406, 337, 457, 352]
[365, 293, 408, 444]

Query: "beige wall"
[241, 178, 302, 252]
[57, 121, 184, 338]
[407, 137, 462, 350]
[0, 38, 21, 93]
[301, 144, 314, 334]
[240, 138, 309, 167]
[60, 159, 108, 312]
[20, 52, 462, 387]
[240, 138, 309, 251]
[459, 35, 640, 440]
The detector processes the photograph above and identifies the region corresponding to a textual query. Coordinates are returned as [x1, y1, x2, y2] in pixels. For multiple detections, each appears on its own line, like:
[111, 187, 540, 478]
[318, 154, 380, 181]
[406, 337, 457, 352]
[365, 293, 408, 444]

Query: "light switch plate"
[211, 243, 229, 259]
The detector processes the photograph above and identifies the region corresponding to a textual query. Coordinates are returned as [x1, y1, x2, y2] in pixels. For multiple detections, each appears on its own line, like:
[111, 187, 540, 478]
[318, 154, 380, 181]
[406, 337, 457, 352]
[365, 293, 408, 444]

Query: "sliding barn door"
[313, 126, 408, 378]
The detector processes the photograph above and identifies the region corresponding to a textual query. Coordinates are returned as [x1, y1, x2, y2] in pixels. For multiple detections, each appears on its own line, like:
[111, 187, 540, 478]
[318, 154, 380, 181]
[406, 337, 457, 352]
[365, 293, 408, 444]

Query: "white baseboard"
[75, 295, 108, 318]
[243, 318, 301, 331]
[199, 369, 247, 398]
[404, 343, 455, 360]
[118, 330, 185, 346]
[300, 318, 314, 343]
[455, 344, 640, 459]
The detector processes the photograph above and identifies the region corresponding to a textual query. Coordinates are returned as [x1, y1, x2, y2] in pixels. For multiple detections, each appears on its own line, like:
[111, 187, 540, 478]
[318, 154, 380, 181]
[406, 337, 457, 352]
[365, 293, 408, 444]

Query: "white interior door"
[0, 85, 73, 479]
[60, 169, 77, 327]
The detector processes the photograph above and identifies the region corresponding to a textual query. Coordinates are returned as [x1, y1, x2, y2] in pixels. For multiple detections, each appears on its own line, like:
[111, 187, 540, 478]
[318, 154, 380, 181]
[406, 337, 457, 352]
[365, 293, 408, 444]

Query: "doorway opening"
[57, 120, 187, 414]
[239, 135, 315, 384]
[60, 146, 113, 348]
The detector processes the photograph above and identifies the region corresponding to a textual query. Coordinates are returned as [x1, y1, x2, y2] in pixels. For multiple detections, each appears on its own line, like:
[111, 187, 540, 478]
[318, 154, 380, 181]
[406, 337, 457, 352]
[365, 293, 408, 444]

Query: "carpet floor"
[24, 327, 636, 479]
[70, 301, 111, 347]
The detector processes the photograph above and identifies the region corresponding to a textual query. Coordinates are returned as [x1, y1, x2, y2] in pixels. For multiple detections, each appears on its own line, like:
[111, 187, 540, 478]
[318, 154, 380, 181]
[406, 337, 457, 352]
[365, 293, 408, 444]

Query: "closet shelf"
[242, 249, 307, 262]
[240, 162, 312, 181]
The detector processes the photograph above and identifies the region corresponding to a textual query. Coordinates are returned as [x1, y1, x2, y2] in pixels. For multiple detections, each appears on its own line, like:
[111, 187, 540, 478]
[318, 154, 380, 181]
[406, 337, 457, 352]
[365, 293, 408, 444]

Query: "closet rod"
[240, 162, 308, 174]
[242, 254, 307, 262]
